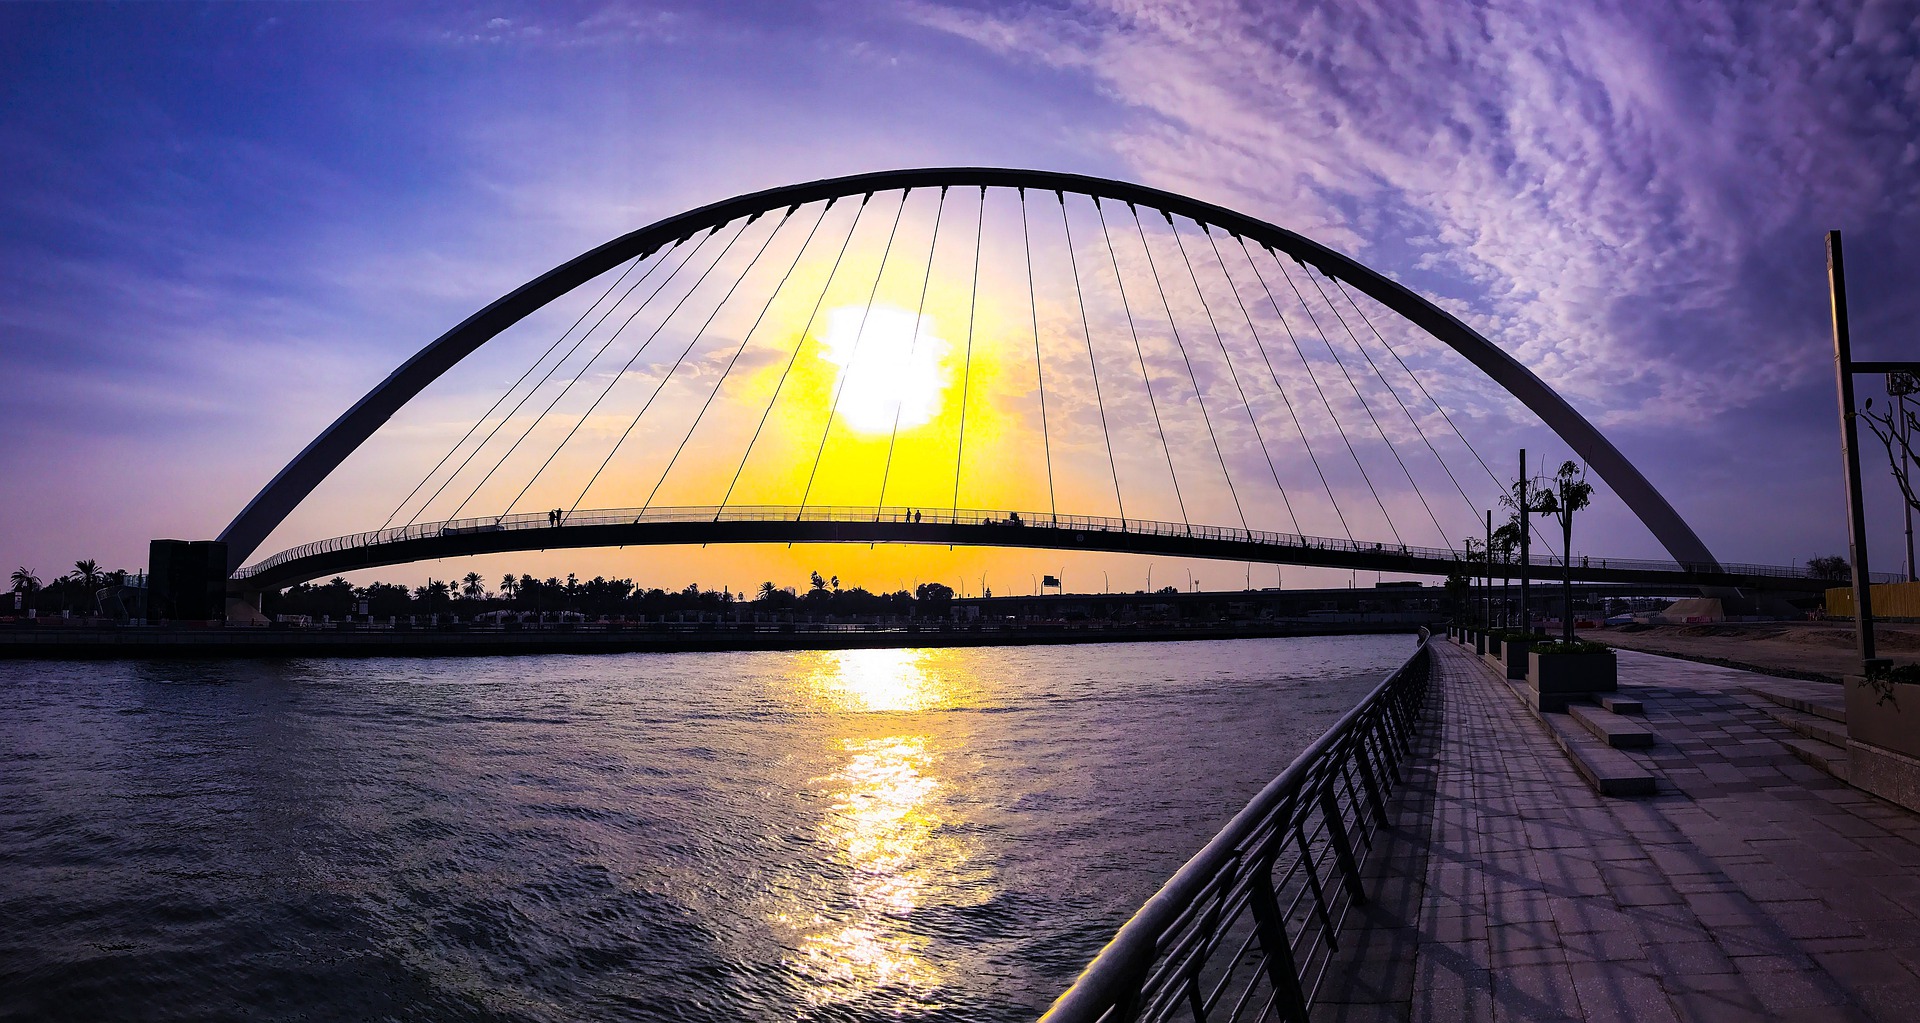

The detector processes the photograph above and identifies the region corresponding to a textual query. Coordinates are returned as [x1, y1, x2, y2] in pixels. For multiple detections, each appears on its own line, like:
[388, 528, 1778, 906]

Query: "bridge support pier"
[148, 539, 228, 623]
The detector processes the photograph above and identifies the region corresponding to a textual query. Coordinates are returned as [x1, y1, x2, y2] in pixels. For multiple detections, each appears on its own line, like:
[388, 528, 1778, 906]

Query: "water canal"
[0, 634, 1412, 1021]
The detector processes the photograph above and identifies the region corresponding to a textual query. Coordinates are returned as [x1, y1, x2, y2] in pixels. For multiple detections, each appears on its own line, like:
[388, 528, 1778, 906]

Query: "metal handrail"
[231, 505, 1892, 585]
[1039, 629, 1433, 1023]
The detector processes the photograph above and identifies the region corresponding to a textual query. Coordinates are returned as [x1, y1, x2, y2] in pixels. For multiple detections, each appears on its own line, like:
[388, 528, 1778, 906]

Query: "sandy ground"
[1578, 620, 1920, 682]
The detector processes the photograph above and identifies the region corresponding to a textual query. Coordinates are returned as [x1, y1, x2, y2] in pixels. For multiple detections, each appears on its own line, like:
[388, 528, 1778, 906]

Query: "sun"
[815, 304, 950, 435]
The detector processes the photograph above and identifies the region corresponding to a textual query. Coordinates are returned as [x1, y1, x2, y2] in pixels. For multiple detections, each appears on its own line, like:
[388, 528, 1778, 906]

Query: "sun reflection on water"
[808, 647, 953, 713]
[795, 735, 943, 999]
[778, 648, 992, 1009]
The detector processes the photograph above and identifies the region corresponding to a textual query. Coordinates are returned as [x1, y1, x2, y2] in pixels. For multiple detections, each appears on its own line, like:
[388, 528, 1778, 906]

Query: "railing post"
[1289, 817, 1340, 951]
[1351, 731, 1391, 825]
[1318, 777, 1368, 904]
[1249, 853, 1313, 1023]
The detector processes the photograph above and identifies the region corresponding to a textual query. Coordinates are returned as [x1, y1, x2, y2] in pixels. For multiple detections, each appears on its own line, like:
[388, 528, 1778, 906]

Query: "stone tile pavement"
[1314, 640, 1920, 1022]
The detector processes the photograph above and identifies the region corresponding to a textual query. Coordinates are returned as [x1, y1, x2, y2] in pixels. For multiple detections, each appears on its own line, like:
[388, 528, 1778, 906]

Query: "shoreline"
[0, 620, 1427, 660]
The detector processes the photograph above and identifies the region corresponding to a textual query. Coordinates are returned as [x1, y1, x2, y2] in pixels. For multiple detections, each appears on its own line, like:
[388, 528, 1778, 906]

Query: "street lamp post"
[1507, 449, 1560, 637]
[1822, 231, 1920, 672]
[1485, 509, 1493, 628]
[1519, 450, 1531, 634]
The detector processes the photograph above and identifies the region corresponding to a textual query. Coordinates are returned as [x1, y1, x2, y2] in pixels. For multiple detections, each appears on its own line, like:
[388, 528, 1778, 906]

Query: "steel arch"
[217, 167, 1718, 576]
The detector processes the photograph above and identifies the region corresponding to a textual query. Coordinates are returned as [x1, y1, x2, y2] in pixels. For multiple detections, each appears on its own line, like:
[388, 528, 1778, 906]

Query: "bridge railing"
[1039, 630, 1432, 1023]
[232, 504, 1894, 586]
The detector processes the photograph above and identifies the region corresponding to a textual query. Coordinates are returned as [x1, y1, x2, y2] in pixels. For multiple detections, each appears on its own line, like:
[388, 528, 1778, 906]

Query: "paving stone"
[1566, 960, 1679, 1023]
[1308, 643, 1920, 1023]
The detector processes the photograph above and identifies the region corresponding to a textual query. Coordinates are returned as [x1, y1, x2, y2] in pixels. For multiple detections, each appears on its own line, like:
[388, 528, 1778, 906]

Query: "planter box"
[1845, 676, 1920, 812]
[1845, 675, 1920, 759]
[1528, 650, 1618, 711]
[1502, 639, 1532, 680]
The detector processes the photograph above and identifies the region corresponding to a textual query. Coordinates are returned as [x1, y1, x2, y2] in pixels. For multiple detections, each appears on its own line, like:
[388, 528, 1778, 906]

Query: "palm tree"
[71, 559, 103, 590]
[462, 572, 486, 600]
[756, 581, 778, 602]
[10, 567, 41, 593]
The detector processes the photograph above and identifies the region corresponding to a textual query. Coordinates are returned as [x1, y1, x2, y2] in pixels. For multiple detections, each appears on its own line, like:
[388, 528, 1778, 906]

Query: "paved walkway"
[1316, 640, 1920, 1022]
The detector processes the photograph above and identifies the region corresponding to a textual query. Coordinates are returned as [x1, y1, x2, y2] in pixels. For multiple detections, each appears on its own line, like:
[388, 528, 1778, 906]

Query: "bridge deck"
[1314, 642, 1920, 1021]
[232, 506, 1848, 594]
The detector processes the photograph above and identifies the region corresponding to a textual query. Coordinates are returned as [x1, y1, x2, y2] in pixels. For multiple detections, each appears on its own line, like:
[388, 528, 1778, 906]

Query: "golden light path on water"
[785, 648, 989, 1007]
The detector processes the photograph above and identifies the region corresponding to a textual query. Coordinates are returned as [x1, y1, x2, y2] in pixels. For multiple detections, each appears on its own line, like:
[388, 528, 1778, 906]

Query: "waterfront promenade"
[1315, 641, 1920, 1022]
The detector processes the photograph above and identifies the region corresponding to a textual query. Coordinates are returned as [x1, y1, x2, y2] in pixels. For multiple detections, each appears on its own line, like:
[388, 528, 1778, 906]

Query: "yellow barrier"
[1827, 581, 1920, 618]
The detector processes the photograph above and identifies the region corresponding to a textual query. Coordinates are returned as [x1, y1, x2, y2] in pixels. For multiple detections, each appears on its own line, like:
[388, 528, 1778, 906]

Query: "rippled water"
[0, 634, 1411, 1022]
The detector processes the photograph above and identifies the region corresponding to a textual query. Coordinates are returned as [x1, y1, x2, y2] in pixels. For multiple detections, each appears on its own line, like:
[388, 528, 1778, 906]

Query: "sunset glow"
[816, 305, 950, 436]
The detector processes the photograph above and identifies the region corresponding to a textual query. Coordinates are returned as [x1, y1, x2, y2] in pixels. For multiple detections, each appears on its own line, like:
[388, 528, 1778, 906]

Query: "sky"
[3, 0, 1919, 598]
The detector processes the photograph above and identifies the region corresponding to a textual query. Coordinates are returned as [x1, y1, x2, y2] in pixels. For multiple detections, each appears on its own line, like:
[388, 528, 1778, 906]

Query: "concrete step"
[1782, 736, 1850, 783]
[1487, 670, 1658, 797]
[1598, 694, 1644, 715]
[1568, 704, 1657, 749]
[1540, 709, 1660, 797]
[1744, 683, 1845, 724]
[1754, 702, 1849, 748]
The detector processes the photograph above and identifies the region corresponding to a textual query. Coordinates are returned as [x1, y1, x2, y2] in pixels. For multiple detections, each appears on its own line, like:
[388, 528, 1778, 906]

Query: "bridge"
[234, 505, 1842, 595]
[146, 167, 1853, 614]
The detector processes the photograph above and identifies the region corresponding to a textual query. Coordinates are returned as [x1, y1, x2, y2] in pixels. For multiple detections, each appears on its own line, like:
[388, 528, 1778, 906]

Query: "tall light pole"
[1829, 231, 1883, 670]
[1484, 509, 1493, 628]
[1519, 449, 1532, 634]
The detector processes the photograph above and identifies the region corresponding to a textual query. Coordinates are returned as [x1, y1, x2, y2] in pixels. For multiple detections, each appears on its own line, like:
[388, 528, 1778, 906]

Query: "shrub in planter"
[1529, 641, 1618, 710]
[1845, 664, 1920, 759]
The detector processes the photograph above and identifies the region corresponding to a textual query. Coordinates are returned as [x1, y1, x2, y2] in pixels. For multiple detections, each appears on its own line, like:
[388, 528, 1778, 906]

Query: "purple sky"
[3, 1, 1918, 593]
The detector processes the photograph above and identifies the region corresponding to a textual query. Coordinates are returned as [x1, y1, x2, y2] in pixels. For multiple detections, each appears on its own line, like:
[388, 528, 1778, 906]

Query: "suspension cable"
[950, 187, 988, 520]
[382, 248, 653, 530]
[1170, 218, 1299, 533]
[1329, 276, 1561, 558]
[1130, 205, 1246, 531]
[1240, 235, 1395, 542]
[1321, 272, 1480, 520]
[1213, 230, 1346, 538]
[718, 195, 868, 514]
[570, 207, 797, 515]
[1094, 197, 1189, 529]
[441, 226, 721, 524]
[496, 215, 756, 521]
[1019, 189, 1057, 521]
[877, 186, 948, 514]
[406, 239, 688, 528]
[1293, 261, 1451, 547]
[797, 189, 910, 516]
[636, 201, 833, 517]
[1058, 191, 1126, 524]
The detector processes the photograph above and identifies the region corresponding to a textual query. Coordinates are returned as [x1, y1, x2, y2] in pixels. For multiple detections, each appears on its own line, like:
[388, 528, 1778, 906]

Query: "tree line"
[8, 560, 128, 614]
[263, 570, 957, 619]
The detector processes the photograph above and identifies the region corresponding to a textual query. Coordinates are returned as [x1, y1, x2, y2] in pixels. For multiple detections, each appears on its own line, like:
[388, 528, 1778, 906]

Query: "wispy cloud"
[907, 0, 1920, 425]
